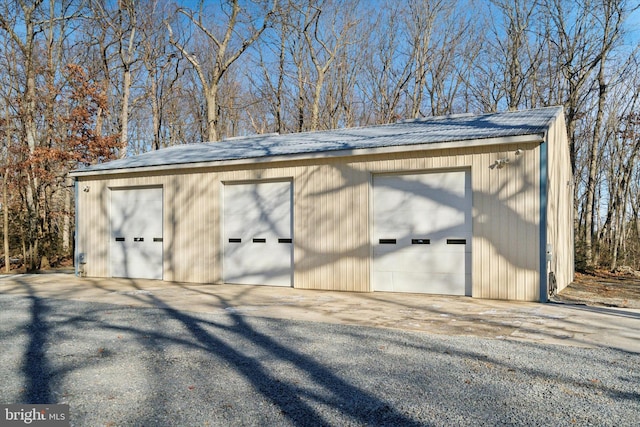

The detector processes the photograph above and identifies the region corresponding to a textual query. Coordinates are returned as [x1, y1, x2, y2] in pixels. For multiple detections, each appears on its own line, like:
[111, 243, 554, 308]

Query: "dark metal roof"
[73, 106, 561, 174]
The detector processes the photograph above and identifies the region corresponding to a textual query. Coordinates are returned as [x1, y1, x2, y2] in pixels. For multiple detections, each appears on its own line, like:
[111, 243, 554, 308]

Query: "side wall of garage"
[546, 113, 574, 294]
[76, 140, 545, 300]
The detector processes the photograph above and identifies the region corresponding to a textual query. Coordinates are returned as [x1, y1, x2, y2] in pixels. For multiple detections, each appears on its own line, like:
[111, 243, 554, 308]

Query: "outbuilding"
[70, 106, 573, 302]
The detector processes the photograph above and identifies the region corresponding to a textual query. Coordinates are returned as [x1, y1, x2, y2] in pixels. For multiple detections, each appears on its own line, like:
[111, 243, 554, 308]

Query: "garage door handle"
[153, 237, 163, 242]
[411, 239, 430, 244]
[446, 239, 466, 244]
[278, 238, 292, 243]
[379, 239, 396, 244]
[253, 238, 266, 243]
[115, 237, 125, 242]
[228, 238, 241, 243]
[134, 237, 144, 242]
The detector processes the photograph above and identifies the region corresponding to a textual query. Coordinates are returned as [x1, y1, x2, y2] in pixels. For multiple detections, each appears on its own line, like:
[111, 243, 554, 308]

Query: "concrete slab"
[1, 273, 639, 353]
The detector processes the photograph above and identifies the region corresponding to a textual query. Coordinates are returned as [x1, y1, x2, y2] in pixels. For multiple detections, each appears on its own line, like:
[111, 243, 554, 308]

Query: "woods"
[1, 0, 639, 273]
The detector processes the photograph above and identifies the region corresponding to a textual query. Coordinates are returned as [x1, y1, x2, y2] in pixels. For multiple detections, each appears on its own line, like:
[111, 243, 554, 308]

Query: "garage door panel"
[224, 241, 291, 286]
[373, 271, 469, 296]
[372, 271, 394, 292]
[374, 246, 468, 274]
[377, 172, 466, 191]
[376, 173, 467, 205]
[375, 215, 467, 237]
[373, 171, 471, 295]
[224, 183, 291, 237]
[110, 188, 163, 280]
[110, 243, 127, 278]
[142, 199, 163, 237]
[223, 181, 292, 287]
[374, 230, 470, 245]
[392, 272, 467, 295]
[373, 238, 470, 249]
[375, 207, 469, 238]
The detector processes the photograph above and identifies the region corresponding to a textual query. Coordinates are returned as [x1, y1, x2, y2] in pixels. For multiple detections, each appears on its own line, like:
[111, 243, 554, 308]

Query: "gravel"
[0, 294, 638, 426]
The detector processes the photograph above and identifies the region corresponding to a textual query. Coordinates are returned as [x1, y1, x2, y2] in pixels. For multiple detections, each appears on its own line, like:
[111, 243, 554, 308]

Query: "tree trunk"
[62, 179, 71, 254]
[276, 24, 286, 133]
[296, 61, 305, 132]
[22, 235, 27, 270]
[2, 171, 9, 273]
[310, 72, 325, 131]
[119, 66, 131, 157]
[584, 30, 611, 267]
[150, 70, 161, 150]
[24, 19, 39, 271]
[206, 83, 219, 142]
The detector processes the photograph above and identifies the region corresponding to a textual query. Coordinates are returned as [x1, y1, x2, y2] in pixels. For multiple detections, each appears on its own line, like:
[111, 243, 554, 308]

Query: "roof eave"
[69, 133, 545, 178]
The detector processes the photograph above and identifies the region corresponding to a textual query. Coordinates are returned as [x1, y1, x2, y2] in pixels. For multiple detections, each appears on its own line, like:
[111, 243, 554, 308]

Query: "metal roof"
[72, 106, 561, 175]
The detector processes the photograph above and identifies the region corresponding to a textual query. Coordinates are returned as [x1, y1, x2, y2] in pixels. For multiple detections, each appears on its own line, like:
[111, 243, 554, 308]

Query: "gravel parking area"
[1, 294, 639, 426]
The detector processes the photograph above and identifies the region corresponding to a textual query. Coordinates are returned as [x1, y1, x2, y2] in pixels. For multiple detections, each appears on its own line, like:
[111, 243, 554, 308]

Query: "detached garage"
[71, 106, 573, 302]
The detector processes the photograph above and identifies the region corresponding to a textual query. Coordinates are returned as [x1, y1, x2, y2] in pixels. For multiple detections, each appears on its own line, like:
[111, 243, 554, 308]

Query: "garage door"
[373, 171, 471, 295]
[110, 187, 163, 280]
[223, 181, 293, 286]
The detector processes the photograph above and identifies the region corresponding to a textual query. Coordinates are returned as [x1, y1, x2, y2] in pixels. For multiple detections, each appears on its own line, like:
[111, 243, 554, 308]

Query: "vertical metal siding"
[471, 146, 540, 301]
[292, 163, 370, 291]
[539, 139, 549, 302]
[546, 113, 574, 293]
[76, 138, 547, 301]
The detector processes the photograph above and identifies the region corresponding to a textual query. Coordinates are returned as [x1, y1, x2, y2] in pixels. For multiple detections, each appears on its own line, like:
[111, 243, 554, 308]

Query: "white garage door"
[373, 171, 471, 295]
[110, 187, 163, 280]
[223, 181, 293, 286]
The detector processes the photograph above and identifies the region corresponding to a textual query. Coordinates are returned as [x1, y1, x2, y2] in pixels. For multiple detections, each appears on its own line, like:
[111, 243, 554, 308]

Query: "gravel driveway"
[1, 294, 638, 426]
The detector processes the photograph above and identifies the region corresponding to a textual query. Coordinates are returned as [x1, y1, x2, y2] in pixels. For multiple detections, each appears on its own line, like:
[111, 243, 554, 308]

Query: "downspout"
[539, 136, 548, 302]
[74, 178, 79, 277]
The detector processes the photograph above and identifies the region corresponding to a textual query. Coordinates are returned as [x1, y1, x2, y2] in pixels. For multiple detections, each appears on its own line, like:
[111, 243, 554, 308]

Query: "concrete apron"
[2, 273, 639, 354]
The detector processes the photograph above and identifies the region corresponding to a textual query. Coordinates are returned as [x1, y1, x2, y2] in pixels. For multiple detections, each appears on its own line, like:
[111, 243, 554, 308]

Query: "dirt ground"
[555, 270, 640, 309]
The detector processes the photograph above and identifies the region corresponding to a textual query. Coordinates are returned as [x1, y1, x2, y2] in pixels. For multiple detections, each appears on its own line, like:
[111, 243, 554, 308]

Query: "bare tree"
[1, 101, 12, 272]
[138, 0, 181, 150]
[297, 0, 359, 130]
[90, 0, 141, 157]
[488, 0, 546, 111]
[583, 1, 630, 267]
[405, 0, 445, 118]
[1, 0, 640, 270]
[323, 38, 362, 128]
[359, 3, 413, 123]
[167, 0, 277, 142]
[426, 3, 475, 115]
[0, 0, 44, 269]
[595, 49, 640, 269]
[546, 0, 632, 267]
